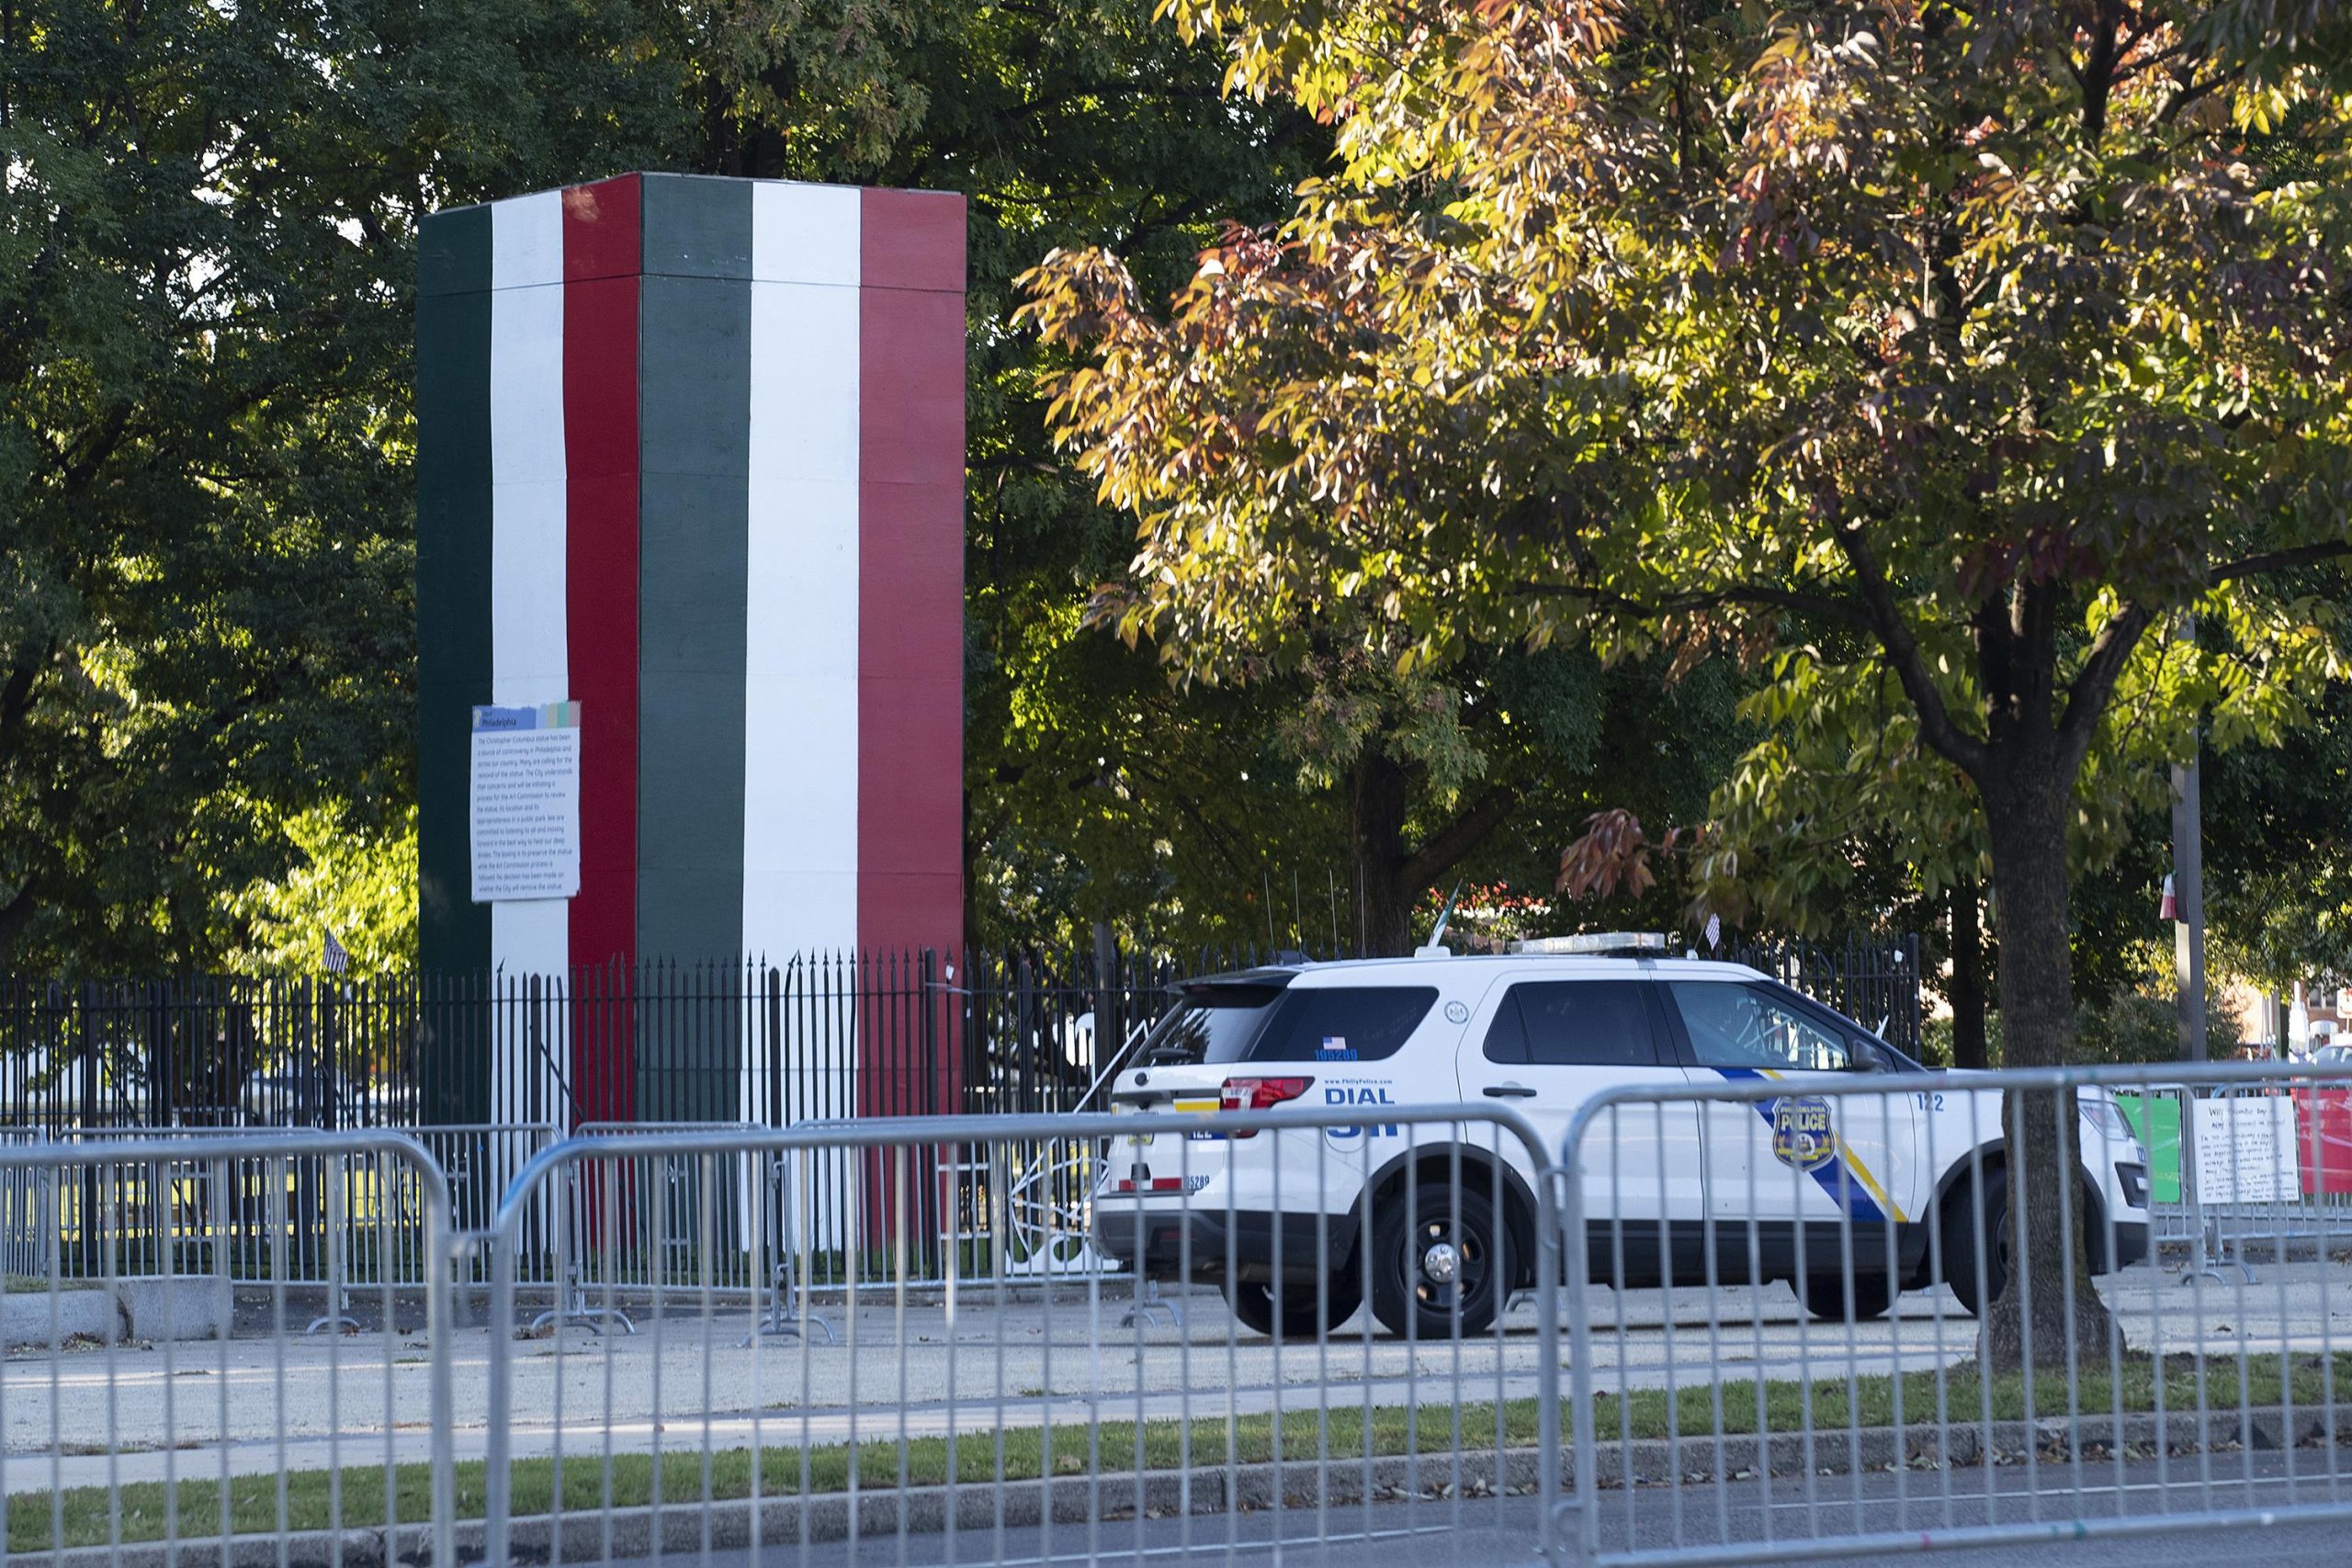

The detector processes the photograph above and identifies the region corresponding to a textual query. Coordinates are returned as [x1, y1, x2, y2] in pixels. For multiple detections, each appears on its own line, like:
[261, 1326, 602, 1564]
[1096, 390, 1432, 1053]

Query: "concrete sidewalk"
[6, 1256, 2346, 1497]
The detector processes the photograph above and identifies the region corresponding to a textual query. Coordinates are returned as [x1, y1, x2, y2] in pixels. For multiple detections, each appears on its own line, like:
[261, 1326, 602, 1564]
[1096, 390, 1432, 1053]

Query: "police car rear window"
[1242, 987, 1440, 1064]
[1142, 984, 1286, 1064]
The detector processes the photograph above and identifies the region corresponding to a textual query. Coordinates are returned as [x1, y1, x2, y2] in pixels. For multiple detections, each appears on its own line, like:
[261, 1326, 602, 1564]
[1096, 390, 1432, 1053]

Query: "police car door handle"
[1483, 1084, 1538, 1099]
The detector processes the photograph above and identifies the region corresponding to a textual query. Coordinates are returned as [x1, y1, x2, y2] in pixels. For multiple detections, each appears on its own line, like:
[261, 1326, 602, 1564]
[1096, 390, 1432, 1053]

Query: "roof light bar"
[1506, 931, 1670, 956]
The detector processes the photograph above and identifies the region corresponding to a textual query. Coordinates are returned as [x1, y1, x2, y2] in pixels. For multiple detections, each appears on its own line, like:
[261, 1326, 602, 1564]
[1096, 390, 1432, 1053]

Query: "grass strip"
[15, 1354, 2352, 1551]
[1606, 1351, 2352, 1438]
[3, 1275, 101, 1293]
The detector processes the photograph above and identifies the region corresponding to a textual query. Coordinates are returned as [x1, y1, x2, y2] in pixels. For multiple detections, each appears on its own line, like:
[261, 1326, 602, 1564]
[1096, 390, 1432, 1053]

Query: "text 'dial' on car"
[1091, 936, 2151, 1338]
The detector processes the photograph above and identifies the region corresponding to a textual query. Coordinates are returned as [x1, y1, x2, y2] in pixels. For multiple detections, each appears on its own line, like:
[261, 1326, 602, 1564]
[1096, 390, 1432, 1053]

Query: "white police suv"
[1094, 938, 2151, 1339]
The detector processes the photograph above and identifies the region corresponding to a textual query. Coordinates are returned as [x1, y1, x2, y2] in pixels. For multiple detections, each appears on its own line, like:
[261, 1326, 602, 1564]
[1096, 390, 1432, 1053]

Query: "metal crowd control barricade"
[304, 1122, 560, 1331]
[2132, 1080, 2352, 1274]
[1555, 1059, 2352, 1567]
[0, 1125, 54, 1277]
[409, 1122, 563, 1263]
[37, 1124, 342, 1288]
[481, 1104, 1560, 1567]
[528, 1122, 835, 1339]
[0, 1122, 556, 1309]
[0, 1129, 458, 1568]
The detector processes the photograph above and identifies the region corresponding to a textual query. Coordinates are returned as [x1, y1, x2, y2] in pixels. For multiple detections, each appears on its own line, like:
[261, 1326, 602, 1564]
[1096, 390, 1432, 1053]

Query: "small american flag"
[322, 929, 350, 975]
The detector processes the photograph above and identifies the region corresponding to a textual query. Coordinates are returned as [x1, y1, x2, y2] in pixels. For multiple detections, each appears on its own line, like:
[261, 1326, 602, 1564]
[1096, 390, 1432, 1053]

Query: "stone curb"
[4, 1279, 228, 1347]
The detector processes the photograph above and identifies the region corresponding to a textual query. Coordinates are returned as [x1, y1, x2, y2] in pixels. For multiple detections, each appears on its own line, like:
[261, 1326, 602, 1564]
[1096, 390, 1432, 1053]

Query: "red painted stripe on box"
[857, 188, 966, 1122]
[563, 174, 642, 282]
[563, 177, 642, 1124]
[858, 188, 966, 293]
[855, 191, 965, 957]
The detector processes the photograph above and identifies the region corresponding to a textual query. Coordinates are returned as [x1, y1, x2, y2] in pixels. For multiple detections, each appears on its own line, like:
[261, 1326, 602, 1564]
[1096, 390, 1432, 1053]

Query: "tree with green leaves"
[647, 0, 1339, 949]
[1, 0, 681, 971]
[673, 1, 1752, 954]
[1024, 0, 2352, 1362]
[2199, 582, 2352, 992]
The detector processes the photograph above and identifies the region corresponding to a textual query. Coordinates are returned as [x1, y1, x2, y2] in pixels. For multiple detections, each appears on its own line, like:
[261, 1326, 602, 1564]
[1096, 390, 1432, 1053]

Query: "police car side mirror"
[1848, 1040, 1891, 1073]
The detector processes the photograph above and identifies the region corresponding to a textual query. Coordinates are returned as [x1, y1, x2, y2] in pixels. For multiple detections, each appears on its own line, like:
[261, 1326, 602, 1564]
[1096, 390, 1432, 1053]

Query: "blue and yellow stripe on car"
[1713, 1066, 1908, 1224]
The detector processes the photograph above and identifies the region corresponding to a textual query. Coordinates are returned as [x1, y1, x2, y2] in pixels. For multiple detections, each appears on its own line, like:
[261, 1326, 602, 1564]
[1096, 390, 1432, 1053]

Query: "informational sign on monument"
[2191, 1095, 2301, 1205]
[469, 703, 581, 903]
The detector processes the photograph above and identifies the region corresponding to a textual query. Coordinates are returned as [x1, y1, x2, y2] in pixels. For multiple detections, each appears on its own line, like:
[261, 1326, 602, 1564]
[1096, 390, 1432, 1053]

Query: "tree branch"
[1833, 524, 1990, 779]
[0, 646, 46, 765]
[2056, 601, 2156, 769]
[2209, 540, 2352, 584]
[2158, 66, 2242, 125]
[1398, 784, 1523, 892]
[1513, 577, 1875, 631]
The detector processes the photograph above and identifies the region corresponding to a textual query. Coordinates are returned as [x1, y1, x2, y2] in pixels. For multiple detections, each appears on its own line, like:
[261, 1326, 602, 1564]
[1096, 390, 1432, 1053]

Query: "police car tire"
[1368, 1184, 1506, 1340]
[1945, 1166, 2010, 1318]
[1225, 1274, 1362, 1339]
[1793, 1269, 1894, 1322]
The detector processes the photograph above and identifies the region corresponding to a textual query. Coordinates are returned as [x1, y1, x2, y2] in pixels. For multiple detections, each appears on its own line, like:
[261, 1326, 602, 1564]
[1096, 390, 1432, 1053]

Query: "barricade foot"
[740, 1311, 839, 1348]
[528, 1303, 637, 1336]
[742, 1264, 838, 1345]
[1119, 1278, 1182, 1329]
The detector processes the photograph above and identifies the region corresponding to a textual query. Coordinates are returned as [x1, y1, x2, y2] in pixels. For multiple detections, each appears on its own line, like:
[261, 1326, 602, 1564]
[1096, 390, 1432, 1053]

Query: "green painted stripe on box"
[639, 174, 755, 280]
[413, 206, 495, 1122]
[636, 266, 752, 956]
[417, 202, 492, 298]
[635, 219, 752, 1118]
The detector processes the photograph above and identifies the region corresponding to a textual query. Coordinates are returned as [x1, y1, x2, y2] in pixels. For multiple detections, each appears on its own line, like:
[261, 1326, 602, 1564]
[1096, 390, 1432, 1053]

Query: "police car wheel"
[1945, 1166, 2011, 1318]
[1793, 1269, 1894, 1322]
[1370, 1185, 1506, 1339]
[1224, 1274, 1362, 1339]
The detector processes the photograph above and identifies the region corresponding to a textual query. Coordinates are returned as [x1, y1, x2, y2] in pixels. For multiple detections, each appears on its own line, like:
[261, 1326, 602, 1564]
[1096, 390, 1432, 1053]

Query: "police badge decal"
[1770, 1095, 1837, 1173]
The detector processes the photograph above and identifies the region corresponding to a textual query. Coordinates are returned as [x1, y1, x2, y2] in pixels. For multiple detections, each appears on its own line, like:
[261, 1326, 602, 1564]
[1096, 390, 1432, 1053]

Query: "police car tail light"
[1220, 1076, 1314, 1135]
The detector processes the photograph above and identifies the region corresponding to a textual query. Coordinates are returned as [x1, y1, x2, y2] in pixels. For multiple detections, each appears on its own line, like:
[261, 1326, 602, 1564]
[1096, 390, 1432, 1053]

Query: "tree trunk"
[1979, 764, 2114, 1369]
[1949, 880, 1988, 1070]
[1349, 750, 1417, 956]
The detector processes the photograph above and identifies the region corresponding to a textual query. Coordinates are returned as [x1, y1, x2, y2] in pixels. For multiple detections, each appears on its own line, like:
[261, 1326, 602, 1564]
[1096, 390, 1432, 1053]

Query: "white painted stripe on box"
[742, 192, 861, 973]
[492, 189, 565, 290]
[751, 182, 861, 286]
[489, 192, 571, 1014]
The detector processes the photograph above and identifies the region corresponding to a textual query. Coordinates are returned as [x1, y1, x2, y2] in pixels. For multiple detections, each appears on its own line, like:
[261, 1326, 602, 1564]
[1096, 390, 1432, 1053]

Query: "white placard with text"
[2191, 1095, 2301, 1205]
[469, 702, 581, 903]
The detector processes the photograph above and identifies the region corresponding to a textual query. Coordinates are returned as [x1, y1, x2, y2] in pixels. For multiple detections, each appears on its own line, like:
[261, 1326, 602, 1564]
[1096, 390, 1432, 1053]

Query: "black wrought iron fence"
[1720, 931, 1926, 1056]
[0, 934, 1923, 1135]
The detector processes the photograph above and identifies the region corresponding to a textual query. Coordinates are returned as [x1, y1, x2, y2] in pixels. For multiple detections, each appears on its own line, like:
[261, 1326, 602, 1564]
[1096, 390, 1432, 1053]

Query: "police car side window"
[1250, 987, 1439, 1062]
[1508, 982, 1661, 1066]
[1481, 993, 1530, 1064]
[1668, 982, 1851, 1072]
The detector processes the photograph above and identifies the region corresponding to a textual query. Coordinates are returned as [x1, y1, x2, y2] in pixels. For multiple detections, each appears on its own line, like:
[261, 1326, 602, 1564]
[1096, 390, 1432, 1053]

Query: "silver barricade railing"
[409, 1122, 563, 1273]
[1557, 1060, 2352, 1567]
[0, 1129, 458, 1568]
[786, 1114, 1137, 1294]
[0, 1125, 54, 1278]
[38, 1126, 343, 1289]
[0, 1122, 557, 1299]
[317, 1123, 561, 1330]
[481, 1104, 1560, 1568]
[533, 1122, 783, 1336]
